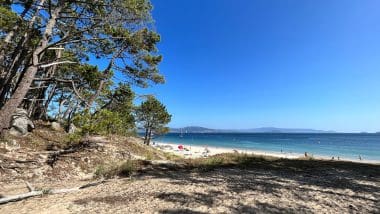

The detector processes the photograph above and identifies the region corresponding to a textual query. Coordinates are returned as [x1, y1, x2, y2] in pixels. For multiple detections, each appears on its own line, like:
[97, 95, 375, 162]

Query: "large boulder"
[9, 108, 34, 136]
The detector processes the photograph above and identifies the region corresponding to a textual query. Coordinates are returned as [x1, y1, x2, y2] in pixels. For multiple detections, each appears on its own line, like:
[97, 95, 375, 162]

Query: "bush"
[94, 160, 138, 179]
[66, 132, 83, 143]
[73, 109, 134, 136]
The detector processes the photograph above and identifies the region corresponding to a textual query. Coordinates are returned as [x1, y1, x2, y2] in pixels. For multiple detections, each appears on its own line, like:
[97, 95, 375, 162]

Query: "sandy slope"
[1, 162, 379, 214]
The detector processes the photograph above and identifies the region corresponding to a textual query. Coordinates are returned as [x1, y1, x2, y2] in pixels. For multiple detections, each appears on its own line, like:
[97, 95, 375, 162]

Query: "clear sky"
[135, 0, 380, 132]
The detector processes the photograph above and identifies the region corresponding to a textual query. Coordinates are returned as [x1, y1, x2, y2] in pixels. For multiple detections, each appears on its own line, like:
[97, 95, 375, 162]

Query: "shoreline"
[153, 141, 380, 164]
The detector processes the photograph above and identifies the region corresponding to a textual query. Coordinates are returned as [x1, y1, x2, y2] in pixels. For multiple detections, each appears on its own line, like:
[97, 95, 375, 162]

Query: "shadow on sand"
[138, 155, 380, 213]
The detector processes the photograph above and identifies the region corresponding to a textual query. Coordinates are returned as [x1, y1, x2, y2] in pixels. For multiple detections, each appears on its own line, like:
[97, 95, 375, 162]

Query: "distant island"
[170, 126, 336, 133]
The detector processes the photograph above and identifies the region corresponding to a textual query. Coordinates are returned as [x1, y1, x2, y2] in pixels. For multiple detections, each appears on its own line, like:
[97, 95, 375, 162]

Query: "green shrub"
[66, 132, 83, 143]
[73, 109, 134, 136]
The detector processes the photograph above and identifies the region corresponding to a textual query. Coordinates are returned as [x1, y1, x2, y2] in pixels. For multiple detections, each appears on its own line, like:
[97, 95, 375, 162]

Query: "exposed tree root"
[46, 140, 104, 167]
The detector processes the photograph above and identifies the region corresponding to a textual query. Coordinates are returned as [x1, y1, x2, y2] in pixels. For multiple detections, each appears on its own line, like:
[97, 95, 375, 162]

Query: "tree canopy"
[0, 0, 168, 135]
[136, 96, 171, 145]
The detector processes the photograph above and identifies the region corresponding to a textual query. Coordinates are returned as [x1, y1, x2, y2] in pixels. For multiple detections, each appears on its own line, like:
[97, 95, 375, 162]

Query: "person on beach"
[204, 147, 210, 153]
[304, 152, 308, 158]
[202, 146, 210, 157]
[359, 155, 362, 161]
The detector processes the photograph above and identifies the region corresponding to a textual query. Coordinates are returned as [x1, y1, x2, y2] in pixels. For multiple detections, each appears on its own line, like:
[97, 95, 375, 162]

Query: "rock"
[68, 123, 77, 134]
[51, 122, 63, 131]
[9, 108, 34, 136]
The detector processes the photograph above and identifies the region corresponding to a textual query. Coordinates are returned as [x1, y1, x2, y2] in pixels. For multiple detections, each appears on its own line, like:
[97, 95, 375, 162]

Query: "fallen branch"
[0, 180, 106, 205]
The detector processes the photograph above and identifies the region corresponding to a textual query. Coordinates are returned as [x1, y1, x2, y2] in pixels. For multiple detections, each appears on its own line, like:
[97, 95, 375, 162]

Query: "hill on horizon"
[169, 126, 335, 133]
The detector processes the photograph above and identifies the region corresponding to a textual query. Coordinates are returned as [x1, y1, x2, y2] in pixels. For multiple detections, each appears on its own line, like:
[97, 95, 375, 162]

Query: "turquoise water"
[156, 133, 380, 162]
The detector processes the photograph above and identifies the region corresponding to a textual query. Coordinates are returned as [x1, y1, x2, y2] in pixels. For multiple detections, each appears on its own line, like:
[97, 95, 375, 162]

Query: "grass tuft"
[94, 159, 139, 179]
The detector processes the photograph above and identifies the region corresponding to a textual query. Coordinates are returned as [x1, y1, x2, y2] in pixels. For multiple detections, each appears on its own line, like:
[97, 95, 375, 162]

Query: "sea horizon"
[167, 126, 380, 134]
[156, 132, 380, 162]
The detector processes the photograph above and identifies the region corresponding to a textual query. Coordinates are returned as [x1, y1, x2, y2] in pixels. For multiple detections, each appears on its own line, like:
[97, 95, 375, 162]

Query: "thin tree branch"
[39, 60, 76, 68]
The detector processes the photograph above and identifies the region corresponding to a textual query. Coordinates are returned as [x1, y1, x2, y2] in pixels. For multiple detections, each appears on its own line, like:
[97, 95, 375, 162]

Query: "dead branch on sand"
[0, 180, 106, 205]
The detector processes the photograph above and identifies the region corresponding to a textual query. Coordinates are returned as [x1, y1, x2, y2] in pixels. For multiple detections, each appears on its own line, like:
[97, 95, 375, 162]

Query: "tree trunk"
[0, 2, 62, 133]
[0, 0, 34, 67]
[30, 48, 60, 119]
[0, 0, 46, 93]
[144, 127, 149, 145]
[39, 83, 56, 120]
[62, 97, 75, 120]
[0, 63, 38, 131]
[85, 56, 117, 111]
[66, 101, 79, 132]
[56, 98, 68, 121]
[147, 128, 152, 145]
[0, 50, 31, 106]
[85, 76, 108, 110]
[33, 46, 61, 120]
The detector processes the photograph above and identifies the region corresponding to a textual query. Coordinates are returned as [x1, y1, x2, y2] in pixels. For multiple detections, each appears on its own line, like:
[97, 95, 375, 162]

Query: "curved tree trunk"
[0, 2, 63, 133]
[0, 0, 46, 98]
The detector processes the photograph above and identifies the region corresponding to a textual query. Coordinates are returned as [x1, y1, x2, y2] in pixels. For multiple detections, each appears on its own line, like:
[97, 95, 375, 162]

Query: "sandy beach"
[153, 141, 380, 164]
[154, 142, 300, 159]
[1, 134, 379, 213]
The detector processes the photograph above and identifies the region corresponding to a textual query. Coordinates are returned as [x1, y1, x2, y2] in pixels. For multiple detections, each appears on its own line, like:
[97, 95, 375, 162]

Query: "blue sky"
[135, 0, 380, 132]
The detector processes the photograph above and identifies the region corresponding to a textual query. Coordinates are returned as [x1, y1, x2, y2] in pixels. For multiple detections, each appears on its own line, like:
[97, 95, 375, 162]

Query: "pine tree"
[136, 96, 171, 145]
[0, 0, 164, 133]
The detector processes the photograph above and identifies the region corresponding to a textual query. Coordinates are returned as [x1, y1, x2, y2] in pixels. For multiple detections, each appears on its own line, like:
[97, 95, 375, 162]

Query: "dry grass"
[182, 153, 380, 175]
[94, 160, 141, 179]
[0, 125, 179, 183]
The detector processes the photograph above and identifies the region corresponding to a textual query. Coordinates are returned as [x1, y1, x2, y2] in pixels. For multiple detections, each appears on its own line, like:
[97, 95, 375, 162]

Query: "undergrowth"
[94, 160, 139, 179]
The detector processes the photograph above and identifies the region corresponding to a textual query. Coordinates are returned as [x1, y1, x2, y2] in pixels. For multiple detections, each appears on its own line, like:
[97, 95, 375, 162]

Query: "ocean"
[155, 133, 380, 162]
